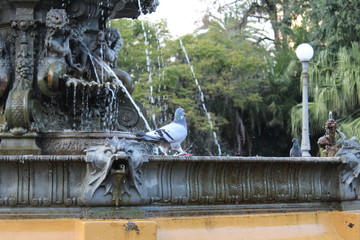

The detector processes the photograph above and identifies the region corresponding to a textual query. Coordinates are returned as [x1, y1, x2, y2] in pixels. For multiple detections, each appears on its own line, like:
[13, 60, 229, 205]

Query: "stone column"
[301, 61, 311, 157]
[5, 1, 39, 131]
[0, 1, 41, 154]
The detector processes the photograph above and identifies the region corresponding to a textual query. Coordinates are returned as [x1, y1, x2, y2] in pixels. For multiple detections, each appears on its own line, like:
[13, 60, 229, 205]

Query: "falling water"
[179, 39, 222, 156]
[107, 86, 116, 130]
[67, 37, 152, 131]
[99, 45, 105, 83]
[92, 55, 152, 131]
[79, 40, 101, 84]
[155, 24, 166, 126]
[113, 87, 119, 129]
[137, 0, 153, 89]
[81, 87, 85, 130]
[137, 0, 157, 127]
[65, 86, 69, 108]
[85, 86, 90, 118]
[73, 84, 77, 129]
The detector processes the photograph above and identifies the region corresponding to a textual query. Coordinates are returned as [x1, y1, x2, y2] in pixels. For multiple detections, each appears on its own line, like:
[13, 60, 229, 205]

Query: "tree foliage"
[222, 0, 360, 155]
[291, 0, 360, 142]
[113, 16, 271, 155]
[112, 0, 360, 156]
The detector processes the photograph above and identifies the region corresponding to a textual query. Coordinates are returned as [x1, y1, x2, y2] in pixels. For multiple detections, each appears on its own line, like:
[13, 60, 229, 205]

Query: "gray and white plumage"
[290, 138, 302, 157]
[137, 108, 188, 155]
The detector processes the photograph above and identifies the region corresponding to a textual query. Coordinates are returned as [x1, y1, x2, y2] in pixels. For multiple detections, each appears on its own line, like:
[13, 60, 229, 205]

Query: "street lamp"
[296, 43, 314, 157]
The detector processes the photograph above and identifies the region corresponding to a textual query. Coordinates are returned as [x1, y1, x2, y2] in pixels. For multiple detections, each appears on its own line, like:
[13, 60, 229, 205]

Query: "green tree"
[210, 0, 309, 155]
[218, 0, 360, 155]
[113, 16, 270, 155]
[114, 0, 360, 156]
[290, 0, 360, 144]
[112, 18, 172, 128]
[184, 23, 269, 155]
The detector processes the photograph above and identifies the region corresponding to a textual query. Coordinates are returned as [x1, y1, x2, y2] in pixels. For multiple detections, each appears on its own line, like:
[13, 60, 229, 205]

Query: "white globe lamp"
[296, 43, 314, 157]
[296, 43, 314, 62]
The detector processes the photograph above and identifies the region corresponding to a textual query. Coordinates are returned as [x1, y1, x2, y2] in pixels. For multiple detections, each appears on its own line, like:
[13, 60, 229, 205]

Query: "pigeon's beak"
[180, 110, 185, 120]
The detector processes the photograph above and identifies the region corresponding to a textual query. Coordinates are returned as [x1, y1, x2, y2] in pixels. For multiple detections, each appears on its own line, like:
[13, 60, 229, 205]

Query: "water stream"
[179, 39, 222, 156]
[79, 40, 101, 84]
[91, 55, 152, 131]
[138, 0, 156, 127]
[74, 38, 152, 131]
[155, 24, 166, 127]
[73, 84, 77, 128]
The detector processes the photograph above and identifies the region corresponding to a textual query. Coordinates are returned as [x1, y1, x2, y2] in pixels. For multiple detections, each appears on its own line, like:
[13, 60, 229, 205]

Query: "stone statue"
[44, 9, 82, 73]
[82, 137, 148, 206]
[91, 27, 134, 93]
[0, 34, 10, 98]
[0, 1, 157, 152]
[336, 136, 360, 190]
[37, 9, 83, 97]
[317, 112, 346, 157]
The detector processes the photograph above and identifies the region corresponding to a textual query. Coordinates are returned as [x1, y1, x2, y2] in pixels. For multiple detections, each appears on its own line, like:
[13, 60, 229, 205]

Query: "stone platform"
[0, 211, 359, 240]
[0, 153, 358, 219]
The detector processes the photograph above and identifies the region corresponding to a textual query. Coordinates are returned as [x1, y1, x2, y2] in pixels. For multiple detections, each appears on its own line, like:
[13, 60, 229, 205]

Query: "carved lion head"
[46, 9, 69, 29]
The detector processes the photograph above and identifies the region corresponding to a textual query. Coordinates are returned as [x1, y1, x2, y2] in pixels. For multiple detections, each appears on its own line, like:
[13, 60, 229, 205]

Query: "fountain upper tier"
[0, 0, 158, 23]
[0, 0, 157, 135]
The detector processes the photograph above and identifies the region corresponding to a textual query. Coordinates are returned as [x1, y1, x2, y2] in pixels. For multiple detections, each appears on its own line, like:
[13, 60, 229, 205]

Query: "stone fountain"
[0, 0, 155, 155]
[0, 1, 360, 239]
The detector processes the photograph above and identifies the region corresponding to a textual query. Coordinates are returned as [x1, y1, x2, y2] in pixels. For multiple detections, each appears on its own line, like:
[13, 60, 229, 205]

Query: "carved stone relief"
[0, 34, 10, 98]
[0, 0, 157, 133]
[336, 136, 360, 197]
[82, 137, 148, 206]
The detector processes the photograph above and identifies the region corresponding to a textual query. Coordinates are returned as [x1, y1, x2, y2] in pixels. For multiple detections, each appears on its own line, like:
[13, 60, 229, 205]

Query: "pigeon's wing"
[290, 146, 302, 157]
[159, 123, 187, 144]
[139, 124, 176, 142]
[289, 148, 293, 157]
[138, 122, 187, 155]
[142, 129, 164, 141]
[298, 148, 303, 157]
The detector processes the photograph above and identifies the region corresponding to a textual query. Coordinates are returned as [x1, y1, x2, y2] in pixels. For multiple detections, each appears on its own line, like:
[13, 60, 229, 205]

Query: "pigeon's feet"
[179, 152, 193, 156]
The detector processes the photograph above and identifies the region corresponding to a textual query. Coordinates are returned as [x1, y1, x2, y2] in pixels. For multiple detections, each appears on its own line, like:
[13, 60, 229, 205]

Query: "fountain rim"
[0, 154, 342, 163]
[37, 131, 137, 139]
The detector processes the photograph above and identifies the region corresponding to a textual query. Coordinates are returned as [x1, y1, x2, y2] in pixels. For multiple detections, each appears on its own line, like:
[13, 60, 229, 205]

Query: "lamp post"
[296, 43, 314, 157]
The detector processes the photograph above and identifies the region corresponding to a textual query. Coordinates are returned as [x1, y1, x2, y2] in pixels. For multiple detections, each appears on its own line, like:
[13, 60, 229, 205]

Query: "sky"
[139, 0, 214, 37]
[140, 0, 273, 41]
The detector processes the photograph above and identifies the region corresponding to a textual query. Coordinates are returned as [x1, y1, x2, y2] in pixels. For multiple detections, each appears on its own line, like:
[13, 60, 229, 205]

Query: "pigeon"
[137, 108, 190, 155]
[290, 138, 302, 157]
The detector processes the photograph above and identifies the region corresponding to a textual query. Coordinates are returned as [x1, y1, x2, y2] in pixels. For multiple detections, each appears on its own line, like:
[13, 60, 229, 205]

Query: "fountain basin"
[0, 141, 358, 240]
[37, 131, 138, 155]
[0, 154, 356, 210]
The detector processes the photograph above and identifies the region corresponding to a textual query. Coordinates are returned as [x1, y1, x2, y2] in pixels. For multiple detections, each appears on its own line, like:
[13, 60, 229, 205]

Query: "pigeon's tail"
[135, 132, 161, 142]
[136, 129, 172, 142]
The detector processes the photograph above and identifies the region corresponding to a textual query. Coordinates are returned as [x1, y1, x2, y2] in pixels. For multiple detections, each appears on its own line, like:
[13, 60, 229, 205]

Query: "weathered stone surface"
[0, 147, 355, 209]
[0, 0, 155, 135]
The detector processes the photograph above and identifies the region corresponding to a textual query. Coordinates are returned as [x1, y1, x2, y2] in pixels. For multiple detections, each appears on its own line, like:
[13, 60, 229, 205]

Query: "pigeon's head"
[173, 108, 186, 125]
[292, 138, 299, 145]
